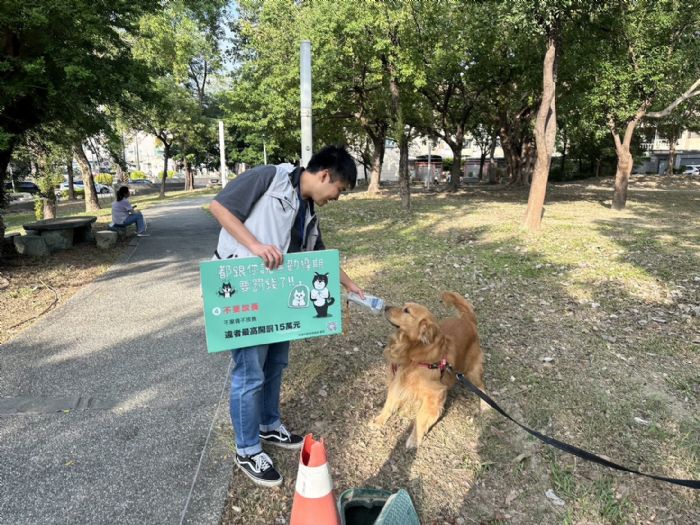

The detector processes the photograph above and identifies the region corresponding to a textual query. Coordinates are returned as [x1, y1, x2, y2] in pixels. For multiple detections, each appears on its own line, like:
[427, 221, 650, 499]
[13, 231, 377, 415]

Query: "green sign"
[200, 249, 342, 352]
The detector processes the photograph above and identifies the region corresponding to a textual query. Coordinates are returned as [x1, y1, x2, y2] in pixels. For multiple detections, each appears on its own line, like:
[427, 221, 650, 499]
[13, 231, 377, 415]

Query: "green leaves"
[0, 0, 155, 148]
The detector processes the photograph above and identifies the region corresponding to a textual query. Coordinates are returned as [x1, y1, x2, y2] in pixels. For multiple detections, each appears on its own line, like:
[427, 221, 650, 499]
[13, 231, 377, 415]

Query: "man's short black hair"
[306, 145, 357, 190]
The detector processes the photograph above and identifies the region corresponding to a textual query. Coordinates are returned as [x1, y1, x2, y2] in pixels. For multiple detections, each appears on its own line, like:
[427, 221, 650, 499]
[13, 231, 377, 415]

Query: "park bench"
[94, 222, 138, 249]
[107, 222, 137, 240]
[18, 216, 97, 255]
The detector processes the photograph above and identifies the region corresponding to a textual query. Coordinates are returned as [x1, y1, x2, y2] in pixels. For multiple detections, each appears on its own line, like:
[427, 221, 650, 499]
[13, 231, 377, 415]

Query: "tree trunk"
[43, 198, 57, 219]
[487, 129, 498, 184]
[0, 211, 6, 258]
[499, 125, 517, 183]
[523, 35, 558, 231]
[398, 132, 410, 209]
[35, 152, 58, 220]
[611, 103, 648, 210]
[478, 150, 486, 180]
[366, 133, 385, 195]
[184, 158, 195, 191]
[87, 138, 104, 168]
[0, 143, 16, 256]
[73, 143, 100, 211]
[160, 144, 170, 198]
[665, 128, 678, 176]
[183, 158, 190, 190]
[66, 160, 76, 200]
[521, 137, 536, 185]
[447, 133, 464, 192]
[387, 59, 410, 208]
[612, 144, 633, 210]
[114, 163, 126, 186]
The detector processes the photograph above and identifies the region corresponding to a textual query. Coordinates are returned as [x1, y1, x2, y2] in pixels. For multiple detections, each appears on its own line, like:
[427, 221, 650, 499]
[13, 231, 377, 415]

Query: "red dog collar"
[391, 357, 449, 378]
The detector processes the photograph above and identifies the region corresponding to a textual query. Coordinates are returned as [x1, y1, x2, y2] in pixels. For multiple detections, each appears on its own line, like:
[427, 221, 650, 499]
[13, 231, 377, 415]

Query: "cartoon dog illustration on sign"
[310, 272, 335, 317]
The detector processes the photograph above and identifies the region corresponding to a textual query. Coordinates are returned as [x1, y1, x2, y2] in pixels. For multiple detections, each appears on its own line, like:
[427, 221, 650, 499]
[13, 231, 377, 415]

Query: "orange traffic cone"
[289, 434, 340, 525]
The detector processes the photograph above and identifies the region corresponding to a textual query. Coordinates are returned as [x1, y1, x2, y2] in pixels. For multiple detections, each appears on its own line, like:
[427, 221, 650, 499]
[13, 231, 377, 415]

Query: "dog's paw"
[371, 415, 387, 428]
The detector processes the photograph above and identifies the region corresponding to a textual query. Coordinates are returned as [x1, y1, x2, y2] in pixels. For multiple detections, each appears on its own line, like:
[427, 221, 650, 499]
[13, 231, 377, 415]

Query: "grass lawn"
[0, 188, 216, 343]
[218, 175, 698, 524]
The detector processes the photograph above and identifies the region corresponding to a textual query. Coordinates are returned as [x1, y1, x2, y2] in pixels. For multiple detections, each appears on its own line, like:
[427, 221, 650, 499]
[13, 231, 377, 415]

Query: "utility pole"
[219, 120, 227, 188]
[135, 132, 141, 172]
[300, 41, 313, 167]
[426, 140, 432, 189]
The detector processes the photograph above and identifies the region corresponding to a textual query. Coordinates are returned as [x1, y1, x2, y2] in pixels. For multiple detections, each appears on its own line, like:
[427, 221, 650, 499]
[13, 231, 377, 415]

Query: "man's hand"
[251, 242, 283, 269]
[340, 269, 364, 299]
[210, 200, 283, 269]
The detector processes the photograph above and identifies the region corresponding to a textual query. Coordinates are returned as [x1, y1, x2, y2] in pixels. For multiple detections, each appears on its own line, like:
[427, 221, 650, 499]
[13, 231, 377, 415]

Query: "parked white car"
[682, 165, 699, 176]
[59, 180, 112, 194]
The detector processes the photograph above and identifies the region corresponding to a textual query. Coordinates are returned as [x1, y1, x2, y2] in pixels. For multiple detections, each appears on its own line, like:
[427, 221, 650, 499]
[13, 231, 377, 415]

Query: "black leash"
[448, 366, 699, 489]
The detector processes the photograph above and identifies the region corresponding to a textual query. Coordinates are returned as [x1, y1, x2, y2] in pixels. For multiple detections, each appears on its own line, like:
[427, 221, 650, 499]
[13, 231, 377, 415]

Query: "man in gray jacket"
[209, 145, 363, 487]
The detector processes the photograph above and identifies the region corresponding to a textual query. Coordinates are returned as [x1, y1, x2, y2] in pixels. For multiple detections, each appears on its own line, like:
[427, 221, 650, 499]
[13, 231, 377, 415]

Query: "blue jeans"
[118, 212, 146, 234]
[229, 341, 289, 456]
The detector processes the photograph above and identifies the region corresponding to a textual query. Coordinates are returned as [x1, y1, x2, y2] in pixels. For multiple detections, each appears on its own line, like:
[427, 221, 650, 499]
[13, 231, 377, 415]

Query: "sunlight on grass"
[342, 259, 385, 283]
[331, 191, 690, 307]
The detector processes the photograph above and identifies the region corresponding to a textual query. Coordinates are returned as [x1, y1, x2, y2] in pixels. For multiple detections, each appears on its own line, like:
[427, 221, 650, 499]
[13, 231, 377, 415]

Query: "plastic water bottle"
[346, 292, 385, 314]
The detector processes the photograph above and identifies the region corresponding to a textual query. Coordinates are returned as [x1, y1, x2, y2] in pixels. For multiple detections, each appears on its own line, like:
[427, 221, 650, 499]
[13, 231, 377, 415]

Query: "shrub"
[37, 174, 62, 197]
[151, 170, 176, 179]
[33, 173, 62, 218]
[130, 170, 147, 180]
[442, 157, 454, 173]
[33, 196, 44, 220]
[95, 173, 113, 185]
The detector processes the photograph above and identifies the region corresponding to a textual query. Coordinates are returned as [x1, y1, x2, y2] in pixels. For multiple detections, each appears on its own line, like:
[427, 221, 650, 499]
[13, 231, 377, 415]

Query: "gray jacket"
[215, 163, 320, 259]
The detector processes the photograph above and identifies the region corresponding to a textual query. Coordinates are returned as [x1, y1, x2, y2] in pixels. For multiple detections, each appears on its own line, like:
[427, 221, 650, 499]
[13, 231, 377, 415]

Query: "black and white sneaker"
[235, 451, 283, 487]
[259, 424, 304, 450]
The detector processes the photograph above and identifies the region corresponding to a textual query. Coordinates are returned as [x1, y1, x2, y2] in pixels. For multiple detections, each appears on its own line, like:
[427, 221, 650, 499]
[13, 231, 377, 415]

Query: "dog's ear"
[419, 319, 439, 345]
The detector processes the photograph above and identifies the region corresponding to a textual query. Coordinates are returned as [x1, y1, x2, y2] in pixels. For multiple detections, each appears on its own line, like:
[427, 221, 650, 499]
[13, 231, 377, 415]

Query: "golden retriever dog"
[374, 291, 486, 449]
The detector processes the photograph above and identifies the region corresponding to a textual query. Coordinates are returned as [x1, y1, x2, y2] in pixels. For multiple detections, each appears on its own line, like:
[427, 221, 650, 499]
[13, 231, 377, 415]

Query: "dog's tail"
[441, 291, 477, 324]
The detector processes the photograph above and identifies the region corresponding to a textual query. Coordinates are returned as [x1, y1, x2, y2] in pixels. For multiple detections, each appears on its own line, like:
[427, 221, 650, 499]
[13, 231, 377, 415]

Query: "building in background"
[122, 132, 177, 178]
[379, 136, 505, 182]
[637, 130, 700, 174]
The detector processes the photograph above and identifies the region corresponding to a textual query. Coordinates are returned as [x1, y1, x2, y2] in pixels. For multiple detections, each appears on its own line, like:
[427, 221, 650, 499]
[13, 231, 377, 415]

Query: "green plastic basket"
[337, 488, 420, 525]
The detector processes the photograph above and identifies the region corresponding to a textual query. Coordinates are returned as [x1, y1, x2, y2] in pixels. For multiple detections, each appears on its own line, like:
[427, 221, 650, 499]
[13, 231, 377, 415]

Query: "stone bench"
[107, 222, 137, 240]
[23, 216, 97, 252]
[14, 235, 50, 257]
[95, 230, 119, 249]
[3, 233, 20, 255]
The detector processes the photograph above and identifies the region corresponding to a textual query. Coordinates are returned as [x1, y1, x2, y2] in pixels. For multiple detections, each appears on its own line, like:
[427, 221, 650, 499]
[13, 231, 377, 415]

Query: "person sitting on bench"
[111, 186, 149, 237]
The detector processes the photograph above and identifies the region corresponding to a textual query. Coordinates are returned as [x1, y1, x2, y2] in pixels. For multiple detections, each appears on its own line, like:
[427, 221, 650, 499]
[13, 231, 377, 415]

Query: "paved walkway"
[0, 197, 233, 524]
